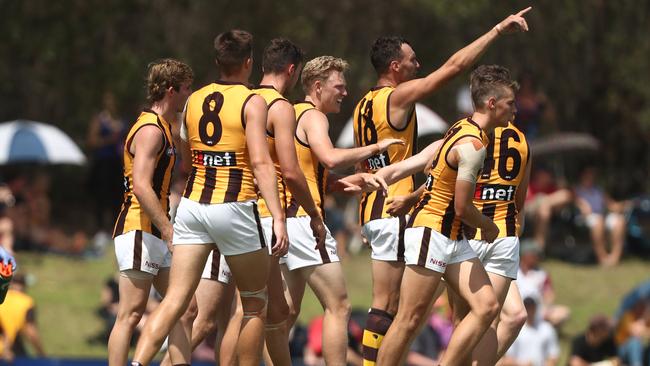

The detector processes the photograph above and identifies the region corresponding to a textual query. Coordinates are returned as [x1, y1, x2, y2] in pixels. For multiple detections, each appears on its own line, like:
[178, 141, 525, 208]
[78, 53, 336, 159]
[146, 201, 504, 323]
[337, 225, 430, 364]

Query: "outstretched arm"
[389, 7, 532, 128]
[304, 110, 403, 170]
[375, 140, 442, 186]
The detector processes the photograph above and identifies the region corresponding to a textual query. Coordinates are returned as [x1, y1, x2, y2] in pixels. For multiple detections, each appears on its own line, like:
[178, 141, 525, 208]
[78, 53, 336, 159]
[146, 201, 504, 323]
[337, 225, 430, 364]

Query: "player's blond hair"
[301, 56, 349, 94]
[146, 59, 193, 104]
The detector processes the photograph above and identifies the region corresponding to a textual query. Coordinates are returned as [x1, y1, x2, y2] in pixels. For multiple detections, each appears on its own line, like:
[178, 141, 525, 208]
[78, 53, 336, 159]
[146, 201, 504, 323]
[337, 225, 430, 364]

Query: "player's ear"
[390, 60, 400, 73]
[487, 96, 497, 110]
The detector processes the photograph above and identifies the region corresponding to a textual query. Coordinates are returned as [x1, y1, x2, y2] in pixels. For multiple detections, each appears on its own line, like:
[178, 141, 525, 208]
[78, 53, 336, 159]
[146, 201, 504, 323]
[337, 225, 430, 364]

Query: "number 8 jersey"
[181, 81, 258, 204]
[353, 86, 417, 225]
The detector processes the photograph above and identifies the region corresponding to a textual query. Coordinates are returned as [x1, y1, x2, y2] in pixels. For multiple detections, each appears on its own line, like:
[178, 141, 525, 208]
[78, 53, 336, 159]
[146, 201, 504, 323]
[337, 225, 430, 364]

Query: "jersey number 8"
[198, 92, 224, 146]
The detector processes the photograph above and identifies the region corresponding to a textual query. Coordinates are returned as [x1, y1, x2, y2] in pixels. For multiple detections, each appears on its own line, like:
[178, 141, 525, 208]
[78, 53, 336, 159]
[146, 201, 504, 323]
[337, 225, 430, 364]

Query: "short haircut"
[370, 36, 411, 75]
[262, 38, 305, 74]
[146, 59, 194, 104]
[470, 65, 519, 108]
[587, 315, 611, 333]
[214, 29, 253, 76]
[301, 56, 349, 94]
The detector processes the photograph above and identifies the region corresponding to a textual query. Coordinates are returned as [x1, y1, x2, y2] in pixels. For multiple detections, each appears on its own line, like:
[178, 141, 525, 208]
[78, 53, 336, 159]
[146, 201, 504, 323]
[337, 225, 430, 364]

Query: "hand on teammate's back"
[271, 219, 289, 257]
[495, 6, 532, 34]
[310, 216, 327, 251]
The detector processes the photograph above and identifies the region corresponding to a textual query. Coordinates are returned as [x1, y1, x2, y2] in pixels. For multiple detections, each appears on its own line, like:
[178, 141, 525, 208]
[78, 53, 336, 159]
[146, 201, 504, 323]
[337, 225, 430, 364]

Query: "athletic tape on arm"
[454, 142, 486, 183]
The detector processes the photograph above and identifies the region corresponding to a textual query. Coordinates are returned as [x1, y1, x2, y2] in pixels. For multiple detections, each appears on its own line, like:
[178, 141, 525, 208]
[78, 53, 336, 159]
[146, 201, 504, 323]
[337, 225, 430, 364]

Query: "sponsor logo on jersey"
[193, 151, 237, 167]
[474, 183, 516, 201]
[365, 152, 391, 170]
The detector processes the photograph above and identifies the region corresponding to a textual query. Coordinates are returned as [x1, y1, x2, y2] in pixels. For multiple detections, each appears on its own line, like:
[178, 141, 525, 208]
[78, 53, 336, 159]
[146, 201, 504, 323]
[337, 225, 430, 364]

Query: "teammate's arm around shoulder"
[245, 94, 288, 256]
[304, 109, 403, 170]
[390, 7, 532, 110]
[131, 125, 174, 248]
[450, 137, 499, 242]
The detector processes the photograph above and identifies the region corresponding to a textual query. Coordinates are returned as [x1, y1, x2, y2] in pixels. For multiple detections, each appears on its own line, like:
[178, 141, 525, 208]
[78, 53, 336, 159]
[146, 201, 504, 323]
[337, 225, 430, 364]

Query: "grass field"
[13, 249, 650, 363]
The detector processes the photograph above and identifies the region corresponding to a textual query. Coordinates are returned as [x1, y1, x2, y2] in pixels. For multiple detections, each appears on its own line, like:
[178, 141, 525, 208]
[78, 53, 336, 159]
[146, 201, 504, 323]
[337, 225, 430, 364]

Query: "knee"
[502, 305, 527, 333]
[474, 295, 500, 323]
[117, 309, 144, 329]
[240, 287, 268, 321]
[326, 298, 351, 321]
[395, 302, 429, 333]
[180, 302, 198, 325]
[267, 298, 290, 324]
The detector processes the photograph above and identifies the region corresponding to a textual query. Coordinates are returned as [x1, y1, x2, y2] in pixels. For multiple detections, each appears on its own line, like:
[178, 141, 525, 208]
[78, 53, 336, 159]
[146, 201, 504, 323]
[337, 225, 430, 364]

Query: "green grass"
[14, 249, 650, 363]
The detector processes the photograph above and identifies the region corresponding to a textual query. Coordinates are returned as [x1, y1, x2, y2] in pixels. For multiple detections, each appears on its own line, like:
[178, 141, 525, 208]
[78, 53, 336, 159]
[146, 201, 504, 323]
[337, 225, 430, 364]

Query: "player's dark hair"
[370, 36, 411, 75]
[470, 65, 520, 108]
[262, 38, 305, 74]
[214, 29, 253, 76]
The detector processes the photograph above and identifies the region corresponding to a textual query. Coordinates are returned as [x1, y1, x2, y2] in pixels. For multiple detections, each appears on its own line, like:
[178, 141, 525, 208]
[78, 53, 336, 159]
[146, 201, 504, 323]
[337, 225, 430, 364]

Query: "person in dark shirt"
[570, 315, 620, 366]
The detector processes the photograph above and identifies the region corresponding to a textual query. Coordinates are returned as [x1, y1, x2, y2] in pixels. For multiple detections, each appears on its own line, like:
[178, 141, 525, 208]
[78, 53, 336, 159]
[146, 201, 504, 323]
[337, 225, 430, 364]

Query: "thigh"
[399, 265, 444, 315]
[281, 264, 307, 311]
[501, 281, 524, 317]
[305, 262, 348, 309]
[166, 244, 214, 301]
[117, 273, 153, 314]
[443, 257, 495, 310]
[225, 249, 269, 292]
[196, 278, 231, 319]
[371, 260, 405, 299]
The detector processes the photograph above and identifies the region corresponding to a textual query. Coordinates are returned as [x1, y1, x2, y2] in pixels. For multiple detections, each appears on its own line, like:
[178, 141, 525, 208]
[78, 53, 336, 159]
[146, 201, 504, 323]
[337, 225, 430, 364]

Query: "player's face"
[174, 80, 193, 112]
[493, 88, 516, 127]
[320, 71, 347, 114]
[398, 43, 420, 82]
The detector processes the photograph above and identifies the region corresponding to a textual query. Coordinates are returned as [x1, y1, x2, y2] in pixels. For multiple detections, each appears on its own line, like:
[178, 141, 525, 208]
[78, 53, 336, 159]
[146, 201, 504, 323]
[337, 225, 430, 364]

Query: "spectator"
[614, 299, 650, 366]
[514, 72, 556, 140]
[502, 297, 559, 366]
[304, 314, 363, 366]
[525, 165, 573, 250]
[570, 315, 619, 366]
[574, 166, 628, 266]
[517, 240, 571, 328]
[406, 295, 452, 365]
[0, 273, 46, 362]
[86, 90, 126, 233]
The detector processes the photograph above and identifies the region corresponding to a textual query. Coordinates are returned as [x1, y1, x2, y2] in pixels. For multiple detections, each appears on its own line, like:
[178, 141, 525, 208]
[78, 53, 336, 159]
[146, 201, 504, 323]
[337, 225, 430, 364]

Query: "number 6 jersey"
[465, 122, 530, 240]
[181, 81, 258, 204]
[353, 86, 417, 225]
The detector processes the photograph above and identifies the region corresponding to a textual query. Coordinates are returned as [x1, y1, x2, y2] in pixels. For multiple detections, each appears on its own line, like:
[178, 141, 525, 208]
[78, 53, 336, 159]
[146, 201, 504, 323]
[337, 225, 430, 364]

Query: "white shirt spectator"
[507, 318, 559, 366]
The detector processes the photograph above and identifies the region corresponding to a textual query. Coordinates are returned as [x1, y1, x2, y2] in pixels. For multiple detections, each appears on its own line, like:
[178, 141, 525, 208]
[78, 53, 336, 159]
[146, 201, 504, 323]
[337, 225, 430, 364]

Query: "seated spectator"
[304, 314, 363, 366]
[574, 166, 628, 266]
[614, 299, 650, 366]
[525, 165, 573, 250]
[517, 240, 571, 328]
[407, 295, 452, 365]
[570, 315, 619, 366]
[502, 297, 559, 366]
[0, 273, 46, 362]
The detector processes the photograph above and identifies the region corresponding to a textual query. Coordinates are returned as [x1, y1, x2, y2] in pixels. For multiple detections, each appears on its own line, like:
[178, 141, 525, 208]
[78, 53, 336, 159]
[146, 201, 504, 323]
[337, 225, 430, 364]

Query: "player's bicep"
[132, 126, 164, 186]
[452, 137, 485, 183]
[272, 102, 300, 170]
[244, 95, 271, 165]
[303, 112, 334, 160]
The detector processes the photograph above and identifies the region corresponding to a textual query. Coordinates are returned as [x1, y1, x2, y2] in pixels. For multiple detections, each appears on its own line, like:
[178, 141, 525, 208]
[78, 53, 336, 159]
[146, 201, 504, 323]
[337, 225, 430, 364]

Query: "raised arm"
[389, 7, 532, 127]
[245, 94, 288, 256]
[304, 110, 403, 170]
[131, 125, 173, 248]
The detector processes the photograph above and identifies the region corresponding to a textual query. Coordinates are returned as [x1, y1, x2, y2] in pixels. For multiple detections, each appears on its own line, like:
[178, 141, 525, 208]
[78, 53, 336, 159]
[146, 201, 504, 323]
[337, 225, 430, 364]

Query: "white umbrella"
[335, 103, 448, 147]
[0, 120, 86, 165]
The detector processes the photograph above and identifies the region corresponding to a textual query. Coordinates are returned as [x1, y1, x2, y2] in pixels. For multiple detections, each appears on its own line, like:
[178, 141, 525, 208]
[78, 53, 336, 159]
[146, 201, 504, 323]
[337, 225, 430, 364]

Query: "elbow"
[320, 157, 338, 171]
[132, 183, 146, 200]
[454, 203, 466, 220]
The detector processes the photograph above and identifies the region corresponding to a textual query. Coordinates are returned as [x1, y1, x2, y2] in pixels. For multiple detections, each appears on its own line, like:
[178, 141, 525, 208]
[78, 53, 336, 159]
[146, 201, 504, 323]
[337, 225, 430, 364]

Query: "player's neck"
[151, 101, 176, 126]
[305, 95, 327, 114]
[259, 74, 288, 95]
[469, 111, 496, 134]
[376, 74, 398, 88]
[219, 71, 248, 85]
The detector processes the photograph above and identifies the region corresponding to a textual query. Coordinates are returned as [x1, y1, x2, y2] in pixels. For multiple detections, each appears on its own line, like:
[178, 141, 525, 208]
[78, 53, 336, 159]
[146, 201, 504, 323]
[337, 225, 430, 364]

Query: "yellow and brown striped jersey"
[465, 122, 530, 240]
[113, 109, 176, 239]
[182, 81, 257, 204]
[409, 117, 489, 240]
[353, 86, 417, 224]
[284, 102, 328, 218]
[254, 85, 289, 218]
